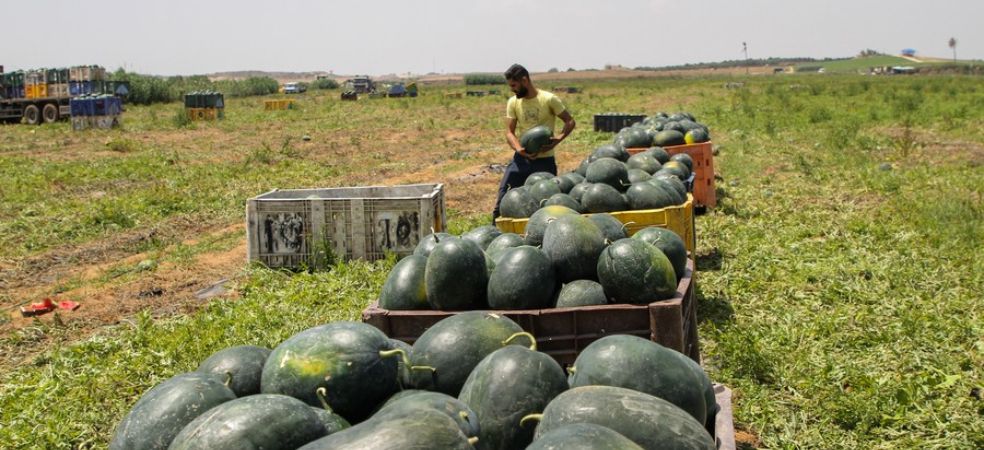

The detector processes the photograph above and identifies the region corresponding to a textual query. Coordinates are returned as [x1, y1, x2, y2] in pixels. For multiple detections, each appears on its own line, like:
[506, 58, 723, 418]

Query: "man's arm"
[505, 117, 534, 159]
[543, 110, 576, 151]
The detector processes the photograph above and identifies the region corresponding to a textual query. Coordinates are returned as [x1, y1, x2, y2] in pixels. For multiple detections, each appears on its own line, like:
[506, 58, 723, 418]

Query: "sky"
[4, 0, 983, 76]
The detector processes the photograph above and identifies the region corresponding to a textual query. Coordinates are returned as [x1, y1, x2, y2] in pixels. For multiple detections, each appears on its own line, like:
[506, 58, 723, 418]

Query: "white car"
[283, 82, 306, 94]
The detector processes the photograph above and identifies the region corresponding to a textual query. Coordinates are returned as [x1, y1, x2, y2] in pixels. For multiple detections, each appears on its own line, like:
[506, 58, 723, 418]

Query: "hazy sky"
[5, 0, 982, 76]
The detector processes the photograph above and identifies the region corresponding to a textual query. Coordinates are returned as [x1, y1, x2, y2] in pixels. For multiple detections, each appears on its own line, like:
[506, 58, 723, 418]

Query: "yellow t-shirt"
[506, 90, 566, 158]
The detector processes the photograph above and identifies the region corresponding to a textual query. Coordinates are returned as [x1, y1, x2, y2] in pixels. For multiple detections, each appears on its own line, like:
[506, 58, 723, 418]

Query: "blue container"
[69, 81, 81, 96]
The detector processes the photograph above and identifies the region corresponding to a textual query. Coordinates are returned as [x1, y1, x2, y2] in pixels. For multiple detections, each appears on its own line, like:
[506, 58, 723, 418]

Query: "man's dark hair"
[504, 64, 530, 82]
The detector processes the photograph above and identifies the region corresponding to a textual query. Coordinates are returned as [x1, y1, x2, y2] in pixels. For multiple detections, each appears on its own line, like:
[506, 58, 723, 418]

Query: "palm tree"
[948, 38, 957, 62]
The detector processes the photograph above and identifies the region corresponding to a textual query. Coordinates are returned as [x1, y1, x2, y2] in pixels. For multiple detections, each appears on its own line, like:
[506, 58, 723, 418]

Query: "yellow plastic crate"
[495, 193, 696, 254]
[25, 83, 47, 99]
[186, 107, 223, 121]
[264, 99, 296, 111]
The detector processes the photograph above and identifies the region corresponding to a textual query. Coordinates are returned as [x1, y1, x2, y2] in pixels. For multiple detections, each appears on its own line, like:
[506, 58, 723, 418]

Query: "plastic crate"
[593, 113, 646, 132]
[363, 259, 699, 365]
[186, 107, 223, 121]
[71, 115, 120, 131]
[628, 142, 716, 208]
[495, 194, 696, 255]
[264, 99, 296, 110]
[25, 84, 47, 99]
[247, 184, 447, 269]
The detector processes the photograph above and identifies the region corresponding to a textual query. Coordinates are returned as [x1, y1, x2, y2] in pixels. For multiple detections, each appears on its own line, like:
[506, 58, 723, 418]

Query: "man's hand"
[516, 148, 535, 160]
[540, 137, 563, 152]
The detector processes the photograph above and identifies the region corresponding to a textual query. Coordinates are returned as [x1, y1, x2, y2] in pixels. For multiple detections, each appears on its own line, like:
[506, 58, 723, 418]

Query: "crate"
[247, 184, 447, 269]
[495, 194, 696, 255]
[593, 113, 646, 132]
[264, 99, 296, 111]
[628, 141, 717, 208]
[48, 83, 68, 98]
[712, 384, 737, 450]
[71, 115, 120, 131]
[25, 83, 47, 99]
[186, 107, 223, 121]
[363, 259, 699, 365]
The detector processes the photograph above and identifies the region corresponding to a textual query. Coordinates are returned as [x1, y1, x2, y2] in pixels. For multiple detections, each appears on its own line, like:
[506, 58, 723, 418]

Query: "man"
[492, 64, 576, 220]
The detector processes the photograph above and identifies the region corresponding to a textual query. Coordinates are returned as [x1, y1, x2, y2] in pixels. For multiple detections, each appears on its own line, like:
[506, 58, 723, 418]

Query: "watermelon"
[626, 153, 661, 174]
[661, 160, 691, 180]
[387, 339, 414, 389]
[458, 343, 569, 450]
[615, 128, 651, 148]
[500, 188, 539, 218]
[542, 215, 606, 282]
[561, 172, 585, 185]
[530, 385, 715, 450]
[575, 157, 590, 177]
[310, 406, 352, 436]
[568, 335, 706, 425]
[597, 239, 677, 303]
[298, 407, 476, 450]
[627, 169, 652, 184]
[425, 238, 489, 310]
[524, 171, 556, 187]
[543, 193, 582, 213]
[462, 225, 502, 251]
[527, 423, 643, 450]
[580, 183, 628, 213]
[486, 233, 525, 263]
[260, 322, 400, 423]
[521, 126, 554, 155]
[589, 144, 629, 162]
[585, 158, 629, 191]
[631, 227, 688, 281]
[588, 213, 628, 242]
[530, 179, 563, 205]
[196, 345, 271, 397]
[626, 183, 675, 211]
[670, 153, 694, 171]
[109, 373, 236, 450]
[685, 128, 710, 144]
[676, 119, 702, 133]
[487, 246, 556, 309]
[644, 147, 671, 164]
[568, 182, 591, 203]
[651, 174, 687, 199]
[374, 391, 480, 438]
[524, 205, 578, 246]
[167, 394, 327, 450]
[653, 130, 686, 147]
[551, 175, 576, 194]
[555, 280, 608, 307]
[379, 255, 429, 310]
[409, 311, 525, 396]
[414, 232, 456, 257]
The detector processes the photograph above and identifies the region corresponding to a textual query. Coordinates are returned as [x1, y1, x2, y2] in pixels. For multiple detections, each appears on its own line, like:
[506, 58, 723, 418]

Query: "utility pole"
[948, 38, 957, 63]
[742, 42, 749, 75]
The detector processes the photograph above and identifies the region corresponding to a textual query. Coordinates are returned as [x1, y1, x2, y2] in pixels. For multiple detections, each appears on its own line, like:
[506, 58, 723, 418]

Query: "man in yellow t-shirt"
[493, 64, 576, 220]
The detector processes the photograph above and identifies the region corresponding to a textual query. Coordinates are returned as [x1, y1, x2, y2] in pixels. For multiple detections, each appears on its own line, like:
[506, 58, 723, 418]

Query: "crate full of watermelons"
[494, 144, 697, 253]
[109, 313, 735, 449]
[362, 216, 701, 365]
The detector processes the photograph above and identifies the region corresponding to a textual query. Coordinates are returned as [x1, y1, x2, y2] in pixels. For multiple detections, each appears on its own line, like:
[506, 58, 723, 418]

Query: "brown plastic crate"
[362, 259, 699, 366]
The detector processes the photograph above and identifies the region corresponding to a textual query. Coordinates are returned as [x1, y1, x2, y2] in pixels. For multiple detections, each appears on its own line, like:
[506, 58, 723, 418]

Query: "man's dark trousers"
[492, 153, 557, 220]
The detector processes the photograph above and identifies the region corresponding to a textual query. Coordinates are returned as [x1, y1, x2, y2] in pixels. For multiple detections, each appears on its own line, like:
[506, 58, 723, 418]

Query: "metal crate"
[247, 184, 446, 269]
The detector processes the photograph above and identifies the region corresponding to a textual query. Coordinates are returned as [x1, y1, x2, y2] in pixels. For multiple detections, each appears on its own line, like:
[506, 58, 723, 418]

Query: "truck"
[0, 65, 121, 125]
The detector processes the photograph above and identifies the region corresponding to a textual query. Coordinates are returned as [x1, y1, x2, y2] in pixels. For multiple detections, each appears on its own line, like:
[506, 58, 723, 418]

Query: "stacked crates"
[1, 71, 25, 99]
[69, 65, 109, 96]
[185, 91, 225, 120]
[24, 70, 47, 99]
[70, 94, 122, 130]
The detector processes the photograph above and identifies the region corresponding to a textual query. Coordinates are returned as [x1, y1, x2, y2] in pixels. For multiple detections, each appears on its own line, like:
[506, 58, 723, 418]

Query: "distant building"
[901, 48, 917, 57]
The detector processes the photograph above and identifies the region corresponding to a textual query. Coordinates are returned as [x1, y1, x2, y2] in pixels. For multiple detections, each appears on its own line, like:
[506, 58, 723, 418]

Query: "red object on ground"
[20, 298, 55, 317]
[58, 300, 80, 311]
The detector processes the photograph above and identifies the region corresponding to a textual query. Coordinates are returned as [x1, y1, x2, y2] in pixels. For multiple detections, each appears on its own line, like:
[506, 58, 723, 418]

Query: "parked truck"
[0, 65, 123, 125]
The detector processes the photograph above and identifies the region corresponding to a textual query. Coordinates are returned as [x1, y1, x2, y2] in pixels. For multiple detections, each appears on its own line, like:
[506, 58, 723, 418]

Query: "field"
[797, 55, 984, 73]
[1, 74, 982, 449]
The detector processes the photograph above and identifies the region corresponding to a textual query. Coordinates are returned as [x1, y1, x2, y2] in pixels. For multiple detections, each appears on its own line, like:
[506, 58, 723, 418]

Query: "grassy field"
[796, 55, 984, 73]
[1, 74, 982, 449]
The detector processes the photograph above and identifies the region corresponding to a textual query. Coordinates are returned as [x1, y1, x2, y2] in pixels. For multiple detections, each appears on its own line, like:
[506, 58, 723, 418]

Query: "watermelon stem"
[222, 371, 233, 387]
[621, 221, 636, 233]
[468, 437, 479, 445]
[520, 413, 543, 427]
[315, 387, 335, 413]
[378, 348, 412, 367]
[502, 331, 537, 351]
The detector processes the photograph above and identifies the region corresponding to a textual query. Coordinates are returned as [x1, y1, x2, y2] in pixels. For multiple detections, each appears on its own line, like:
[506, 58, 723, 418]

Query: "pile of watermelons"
[616, 111, 712, 148]
[110, 313, 718, 449]
[379, 220, 688, 311]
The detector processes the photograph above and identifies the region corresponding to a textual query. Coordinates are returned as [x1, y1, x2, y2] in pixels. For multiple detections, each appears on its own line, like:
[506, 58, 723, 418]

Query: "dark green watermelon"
[260, 322, 400, 423]
[486, 233, 525, 263]
[531, 385, 715, 450]
[651, 174, 687, 199]
[409, 312, 524, 396]
[589, 144, 629, 162]
[631, 227, 687, 281]
[685, 128, 710, 144]
[196, 345, 271, 397]
[458, 345, 569, 450]
[585, 158, 629, 191]
[597, 239, 676, 303]
[527, 423, 643, 450]
[521, 126, 554, 155]
[462, 225, 502, 251]
[568, 182, 591, 203]
[626, 182, 675, 211]
[626, 153, 662, 174]
[388, 339, 414, 388]
[653, 130, 686, 147]
[575, 157, 590, 176]
[500, 188, 539, 218]
[542, 215, 606, 282]
[677, 119, 702, 133]
[588, 213, 628, 242]
[580, 183, 628, 213]
[379, 255, 429, 310]
[374, 391, 480, 438]
[616, 128, 651, 148]
[568, 335, 706, 425]
[298, 407, 476, 450]
[627, 169, 653, 184]
[310, 406, 351, 436]
[544, 193, 582, 212]
[661, 160, 691, 180]
[425, 238, 488, 310]
[168, 394, 326, 450]
[645, 147, 671, 164]
[670, 153, 694, 171]
[555, 280, 608, 307]
[414, 232, 456, 257]
[487, 246, 556, 309]
[551, 175, 576, 194]
[530, 180, 563, 205]
[524, 205, 578, 246]
[110, 373, 236, 450]
[524, 171, 556, 187]
[562, 172, 585, 185]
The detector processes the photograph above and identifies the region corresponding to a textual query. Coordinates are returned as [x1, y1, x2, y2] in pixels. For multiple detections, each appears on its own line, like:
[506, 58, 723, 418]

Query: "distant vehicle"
[818, 68, 826, 74]
[283, 82, 307, 94]
[1, 65, 124, 125]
